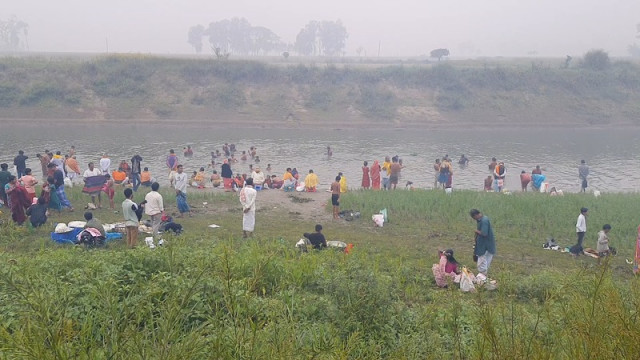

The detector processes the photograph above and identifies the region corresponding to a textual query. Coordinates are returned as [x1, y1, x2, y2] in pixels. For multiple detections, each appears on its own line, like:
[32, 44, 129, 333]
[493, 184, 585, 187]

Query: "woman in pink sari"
[370, 160, 381, 190]
[361, 161, 371, 189]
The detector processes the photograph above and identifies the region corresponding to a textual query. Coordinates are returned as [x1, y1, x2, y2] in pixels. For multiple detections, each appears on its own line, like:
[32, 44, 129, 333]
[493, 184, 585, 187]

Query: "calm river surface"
[1, 124, 639, 193]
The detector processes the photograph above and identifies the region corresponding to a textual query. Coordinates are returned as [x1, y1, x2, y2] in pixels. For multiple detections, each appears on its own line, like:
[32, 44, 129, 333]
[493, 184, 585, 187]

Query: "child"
[27, 197, 48, 227]
[102, 174, 115, 210]
[432, 249, 459, 288]
[597, 224, 612, 263]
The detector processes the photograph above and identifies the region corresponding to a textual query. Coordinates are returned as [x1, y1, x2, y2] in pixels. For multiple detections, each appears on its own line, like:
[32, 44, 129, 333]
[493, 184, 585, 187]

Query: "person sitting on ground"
[304, 169, 318, 192]
[26, 196, 48, 228]
[597, 224, 612, 262]
[251, 167, 266, 189]
[270, 175, 283, 189]
[432, 249, 459, 288]
[119, 160, 131, 177]
[283, 168, 296, 191]
[484, 175, 493, 191]
[83, 211, 106, 237]
[195, 167, 206, 188]
[210, 170, 222, 187]
[140, 167, 152, 187]
[232, 174, 244, 192]
[304, 224, 327, 250]
[520, 170, 531, 192]
[112, 168, 128, 185]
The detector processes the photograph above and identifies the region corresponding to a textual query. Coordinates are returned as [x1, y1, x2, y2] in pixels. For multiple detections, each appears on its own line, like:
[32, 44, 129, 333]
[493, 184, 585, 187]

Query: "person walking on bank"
[470, 209, 496, 280]
[239, 177, 257, 238]
[131, 153, 143, 191]
[579, 160, 589, 193]
[174, 165, 190, 217]
[331, 176, 341, 220]
[571, 207, 588, 256]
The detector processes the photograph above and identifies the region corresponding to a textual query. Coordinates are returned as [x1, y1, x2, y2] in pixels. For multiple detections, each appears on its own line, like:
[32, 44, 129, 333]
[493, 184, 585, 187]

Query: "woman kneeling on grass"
[432, 249, 459, 288]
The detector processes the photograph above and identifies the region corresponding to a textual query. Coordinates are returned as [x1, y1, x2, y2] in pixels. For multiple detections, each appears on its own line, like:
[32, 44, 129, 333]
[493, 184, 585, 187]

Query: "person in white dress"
[239, 177, 257, 238]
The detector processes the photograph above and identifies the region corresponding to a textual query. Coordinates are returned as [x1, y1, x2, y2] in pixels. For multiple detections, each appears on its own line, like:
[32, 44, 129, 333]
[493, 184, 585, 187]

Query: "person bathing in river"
[520, 170, 531, 192]
[493, 162, 506, 192]
[484, 175, 493, 191]
[532, 165, 542, 175]
[488, 157, 497, 172]
[458, 154, 469, 166]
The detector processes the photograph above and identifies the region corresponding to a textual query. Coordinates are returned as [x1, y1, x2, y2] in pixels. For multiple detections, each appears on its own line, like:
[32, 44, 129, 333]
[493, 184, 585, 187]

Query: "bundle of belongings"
[160, 213, 182, 234]
[51, 221, 122, 246]
[542, 238, 560, 251]
[339, 210, 360, 221]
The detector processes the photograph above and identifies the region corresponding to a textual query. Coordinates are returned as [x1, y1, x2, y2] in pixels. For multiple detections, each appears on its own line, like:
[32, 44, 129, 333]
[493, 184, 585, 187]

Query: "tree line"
[187, 18, 348, 57]
[0, 16, 28, 52]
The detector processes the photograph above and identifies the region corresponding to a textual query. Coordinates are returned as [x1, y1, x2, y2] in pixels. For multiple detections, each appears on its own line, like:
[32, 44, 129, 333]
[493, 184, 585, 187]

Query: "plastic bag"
[372, 214, 384, 227]
[459, 268, 476, 292]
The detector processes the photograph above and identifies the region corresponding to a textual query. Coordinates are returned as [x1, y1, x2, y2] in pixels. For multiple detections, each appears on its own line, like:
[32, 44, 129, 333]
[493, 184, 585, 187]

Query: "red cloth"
[223, 177, 233, 189]
[361, 166, 370, 188]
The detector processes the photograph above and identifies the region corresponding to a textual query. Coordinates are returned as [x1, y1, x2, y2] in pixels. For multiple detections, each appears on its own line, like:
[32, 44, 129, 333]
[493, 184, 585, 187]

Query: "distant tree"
[0, 16, 28, 52]
[564, 55, 573, 68]
[198, 18, 283, 56]
[582, 49, 610, 71]
[629, 44, 640, 57]
[187, 25, 205, 53]
[430, 48, 450, 61]
[294, 20, 348, 56]
[282, 51, 289, 59]
[356, 46, 365, 57]
[213, 46, 230, 60]
[318, 20, 348, 56]
[294, 21, 319, 56]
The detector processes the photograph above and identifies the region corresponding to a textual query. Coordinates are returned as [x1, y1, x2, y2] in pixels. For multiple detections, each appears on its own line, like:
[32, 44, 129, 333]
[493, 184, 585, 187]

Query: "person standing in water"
[578, 160, 589, 193]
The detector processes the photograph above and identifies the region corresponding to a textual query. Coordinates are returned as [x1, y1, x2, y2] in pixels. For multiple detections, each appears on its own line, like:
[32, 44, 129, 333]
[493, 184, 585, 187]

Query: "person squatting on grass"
[470, 209, 496, 279]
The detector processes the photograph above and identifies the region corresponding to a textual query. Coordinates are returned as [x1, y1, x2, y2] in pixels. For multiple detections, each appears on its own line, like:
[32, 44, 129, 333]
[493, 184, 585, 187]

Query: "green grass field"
[1, 187, 639, 359]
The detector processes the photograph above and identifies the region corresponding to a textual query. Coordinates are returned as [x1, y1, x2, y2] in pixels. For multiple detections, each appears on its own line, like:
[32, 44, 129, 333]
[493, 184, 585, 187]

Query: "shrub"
[582, 49, 610, 71]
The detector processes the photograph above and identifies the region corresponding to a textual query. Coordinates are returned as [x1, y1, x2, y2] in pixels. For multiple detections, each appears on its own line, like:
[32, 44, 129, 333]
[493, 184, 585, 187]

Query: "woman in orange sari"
[370, 160, 381, 190]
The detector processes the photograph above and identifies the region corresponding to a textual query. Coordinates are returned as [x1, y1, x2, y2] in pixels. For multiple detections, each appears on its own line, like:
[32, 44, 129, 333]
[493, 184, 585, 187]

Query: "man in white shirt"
[144, 182, 164, 241]
[239, 177, 257, 238]
[83, 162, 103, 208]
[251, 167, 265, 189]
[570, 207, 588, 256]
[174, 164, 190, 217]
[99, 154, 111, 175]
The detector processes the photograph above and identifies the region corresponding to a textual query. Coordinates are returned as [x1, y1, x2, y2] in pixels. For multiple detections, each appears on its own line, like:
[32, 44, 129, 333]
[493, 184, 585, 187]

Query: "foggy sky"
[4, 0, 639, 57]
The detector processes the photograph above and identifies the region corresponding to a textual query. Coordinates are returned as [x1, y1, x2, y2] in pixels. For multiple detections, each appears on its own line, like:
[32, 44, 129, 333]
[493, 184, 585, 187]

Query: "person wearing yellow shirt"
[304, 169, 318, 192]
[338, 172, 347, 193]
[381, 156, 391, 190]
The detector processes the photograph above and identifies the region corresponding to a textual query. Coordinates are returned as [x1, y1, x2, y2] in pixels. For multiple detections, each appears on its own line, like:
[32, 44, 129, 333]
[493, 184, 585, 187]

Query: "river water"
[1, 124, 639, 193]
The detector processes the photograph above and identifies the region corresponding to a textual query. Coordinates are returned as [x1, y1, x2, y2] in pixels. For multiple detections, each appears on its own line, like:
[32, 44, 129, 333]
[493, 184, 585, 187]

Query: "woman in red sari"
[370, 160, 381, 190]
[5, 175, 30, 225]
[361, 161, 371, 189]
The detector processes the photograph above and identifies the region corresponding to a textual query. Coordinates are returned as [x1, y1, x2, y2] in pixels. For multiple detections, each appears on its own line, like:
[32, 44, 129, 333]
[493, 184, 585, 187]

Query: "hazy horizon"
[3, 0, 639, 58]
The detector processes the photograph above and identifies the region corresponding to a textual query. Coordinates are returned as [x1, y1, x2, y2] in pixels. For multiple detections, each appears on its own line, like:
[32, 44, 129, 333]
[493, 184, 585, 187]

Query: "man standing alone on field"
[239, 177, 257, 238]
[578, 160, 589, 193]
[570, 207, 588, 256]
[470, 209, 496, 279]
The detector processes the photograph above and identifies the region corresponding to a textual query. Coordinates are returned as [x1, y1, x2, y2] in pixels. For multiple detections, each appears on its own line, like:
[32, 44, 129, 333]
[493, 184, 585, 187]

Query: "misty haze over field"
[3, 0, 640, 57]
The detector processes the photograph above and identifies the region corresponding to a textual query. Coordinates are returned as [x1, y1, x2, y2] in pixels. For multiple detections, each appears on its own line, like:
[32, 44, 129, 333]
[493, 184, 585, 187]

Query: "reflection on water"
[1, 124, 639, 193]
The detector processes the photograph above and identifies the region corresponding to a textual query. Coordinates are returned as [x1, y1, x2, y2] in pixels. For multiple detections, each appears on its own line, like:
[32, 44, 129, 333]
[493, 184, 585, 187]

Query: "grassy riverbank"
[1, 55, 640, 127]
[1, 187, 640, 358]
